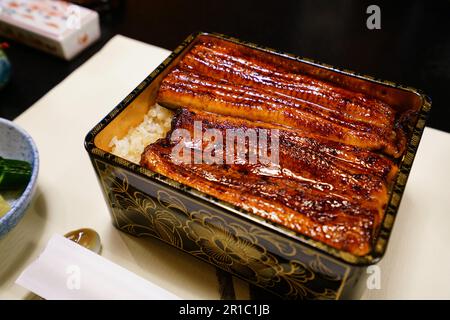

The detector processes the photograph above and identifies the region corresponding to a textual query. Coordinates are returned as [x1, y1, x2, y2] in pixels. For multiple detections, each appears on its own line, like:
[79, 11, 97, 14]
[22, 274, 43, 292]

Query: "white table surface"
[1, 35, 449, 300]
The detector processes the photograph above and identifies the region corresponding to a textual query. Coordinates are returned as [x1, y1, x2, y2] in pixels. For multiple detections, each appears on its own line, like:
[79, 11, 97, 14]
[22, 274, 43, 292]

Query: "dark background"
[1, 0, 449, 132]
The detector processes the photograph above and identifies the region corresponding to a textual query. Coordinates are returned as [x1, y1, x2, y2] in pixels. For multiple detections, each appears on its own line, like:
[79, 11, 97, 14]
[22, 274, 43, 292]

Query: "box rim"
[84, 31, 432, 266]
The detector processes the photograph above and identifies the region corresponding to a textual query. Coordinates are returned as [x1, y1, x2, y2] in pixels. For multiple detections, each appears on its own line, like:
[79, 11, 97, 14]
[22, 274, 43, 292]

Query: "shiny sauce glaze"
[142, 109, 399, 255]
[142, 38, 407, 256]
[158, 39, 407, 158]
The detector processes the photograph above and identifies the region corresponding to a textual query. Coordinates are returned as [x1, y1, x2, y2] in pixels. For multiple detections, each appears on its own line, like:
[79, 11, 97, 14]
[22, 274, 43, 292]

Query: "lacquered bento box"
[84, 32, 431, 299]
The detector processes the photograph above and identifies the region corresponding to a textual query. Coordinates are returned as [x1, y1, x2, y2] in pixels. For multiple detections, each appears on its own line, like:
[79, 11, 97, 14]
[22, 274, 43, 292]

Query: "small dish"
[0, 118, 39, 238]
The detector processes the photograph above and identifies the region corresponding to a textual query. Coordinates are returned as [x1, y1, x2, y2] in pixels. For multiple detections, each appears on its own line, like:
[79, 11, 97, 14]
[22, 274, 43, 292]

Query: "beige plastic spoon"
[64, 228, 102, 254]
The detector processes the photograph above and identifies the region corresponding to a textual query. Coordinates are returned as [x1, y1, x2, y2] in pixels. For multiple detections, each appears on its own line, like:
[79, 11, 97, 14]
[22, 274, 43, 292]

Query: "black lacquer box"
[85, 32, 431, 299]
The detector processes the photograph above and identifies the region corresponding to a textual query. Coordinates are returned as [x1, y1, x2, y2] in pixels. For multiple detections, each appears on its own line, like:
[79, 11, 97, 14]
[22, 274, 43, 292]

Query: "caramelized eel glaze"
[142, 109, 399, 256]
[142, 39, 407, 256]
[158, 39, 406, 157]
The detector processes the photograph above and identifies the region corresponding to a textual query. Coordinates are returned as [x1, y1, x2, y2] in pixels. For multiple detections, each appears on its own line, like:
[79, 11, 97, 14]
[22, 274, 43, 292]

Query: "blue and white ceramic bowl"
[0, 118, 39, 238]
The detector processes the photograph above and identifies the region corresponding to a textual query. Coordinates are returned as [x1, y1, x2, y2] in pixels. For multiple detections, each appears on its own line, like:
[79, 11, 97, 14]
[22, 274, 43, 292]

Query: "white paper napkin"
[15, 234, 180, 300]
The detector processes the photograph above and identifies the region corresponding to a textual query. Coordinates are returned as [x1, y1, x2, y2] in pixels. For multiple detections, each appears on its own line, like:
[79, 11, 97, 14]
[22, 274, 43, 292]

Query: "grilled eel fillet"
[141, 109, 398, 256]
[157, 39, 407, 158]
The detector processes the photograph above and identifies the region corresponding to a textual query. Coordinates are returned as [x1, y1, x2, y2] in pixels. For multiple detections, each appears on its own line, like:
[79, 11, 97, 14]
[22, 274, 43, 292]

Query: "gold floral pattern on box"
[94, 160, 349, 300]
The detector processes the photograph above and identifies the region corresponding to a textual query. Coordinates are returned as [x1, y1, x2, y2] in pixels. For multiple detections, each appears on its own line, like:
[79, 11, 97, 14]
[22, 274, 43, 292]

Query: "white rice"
[109, 104, 174, 164]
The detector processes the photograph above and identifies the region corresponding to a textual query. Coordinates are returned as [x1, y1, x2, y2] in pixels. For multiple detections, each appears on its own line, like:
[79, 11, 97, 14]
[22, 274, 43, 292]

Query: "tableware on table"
[0, 118, 39, 238]
[84, 32, 431, 299]
[16, 234, 180, 300]
[27, 227, 102, 300]
[65, 228, 102, 254]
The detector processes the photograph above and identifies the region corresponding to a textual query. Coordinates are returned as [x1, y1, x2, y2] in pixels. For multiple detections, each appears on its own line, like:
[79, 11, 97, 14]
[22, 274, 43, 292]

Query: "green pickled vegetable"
[0, 157, 32, 190]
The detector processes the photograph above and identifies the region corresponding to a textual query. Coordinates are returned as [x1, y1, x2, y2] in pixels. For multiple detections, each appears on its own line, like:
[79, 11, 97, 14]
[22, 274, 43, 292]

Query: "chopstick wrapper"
[16, 234, 180, 300]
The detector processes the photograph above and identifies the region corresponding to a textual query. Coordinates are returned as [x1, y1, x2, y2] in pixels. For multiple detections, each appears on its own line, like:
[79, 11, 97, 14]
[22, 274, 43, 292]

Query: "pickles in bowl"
[0, 118, 39, 237]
